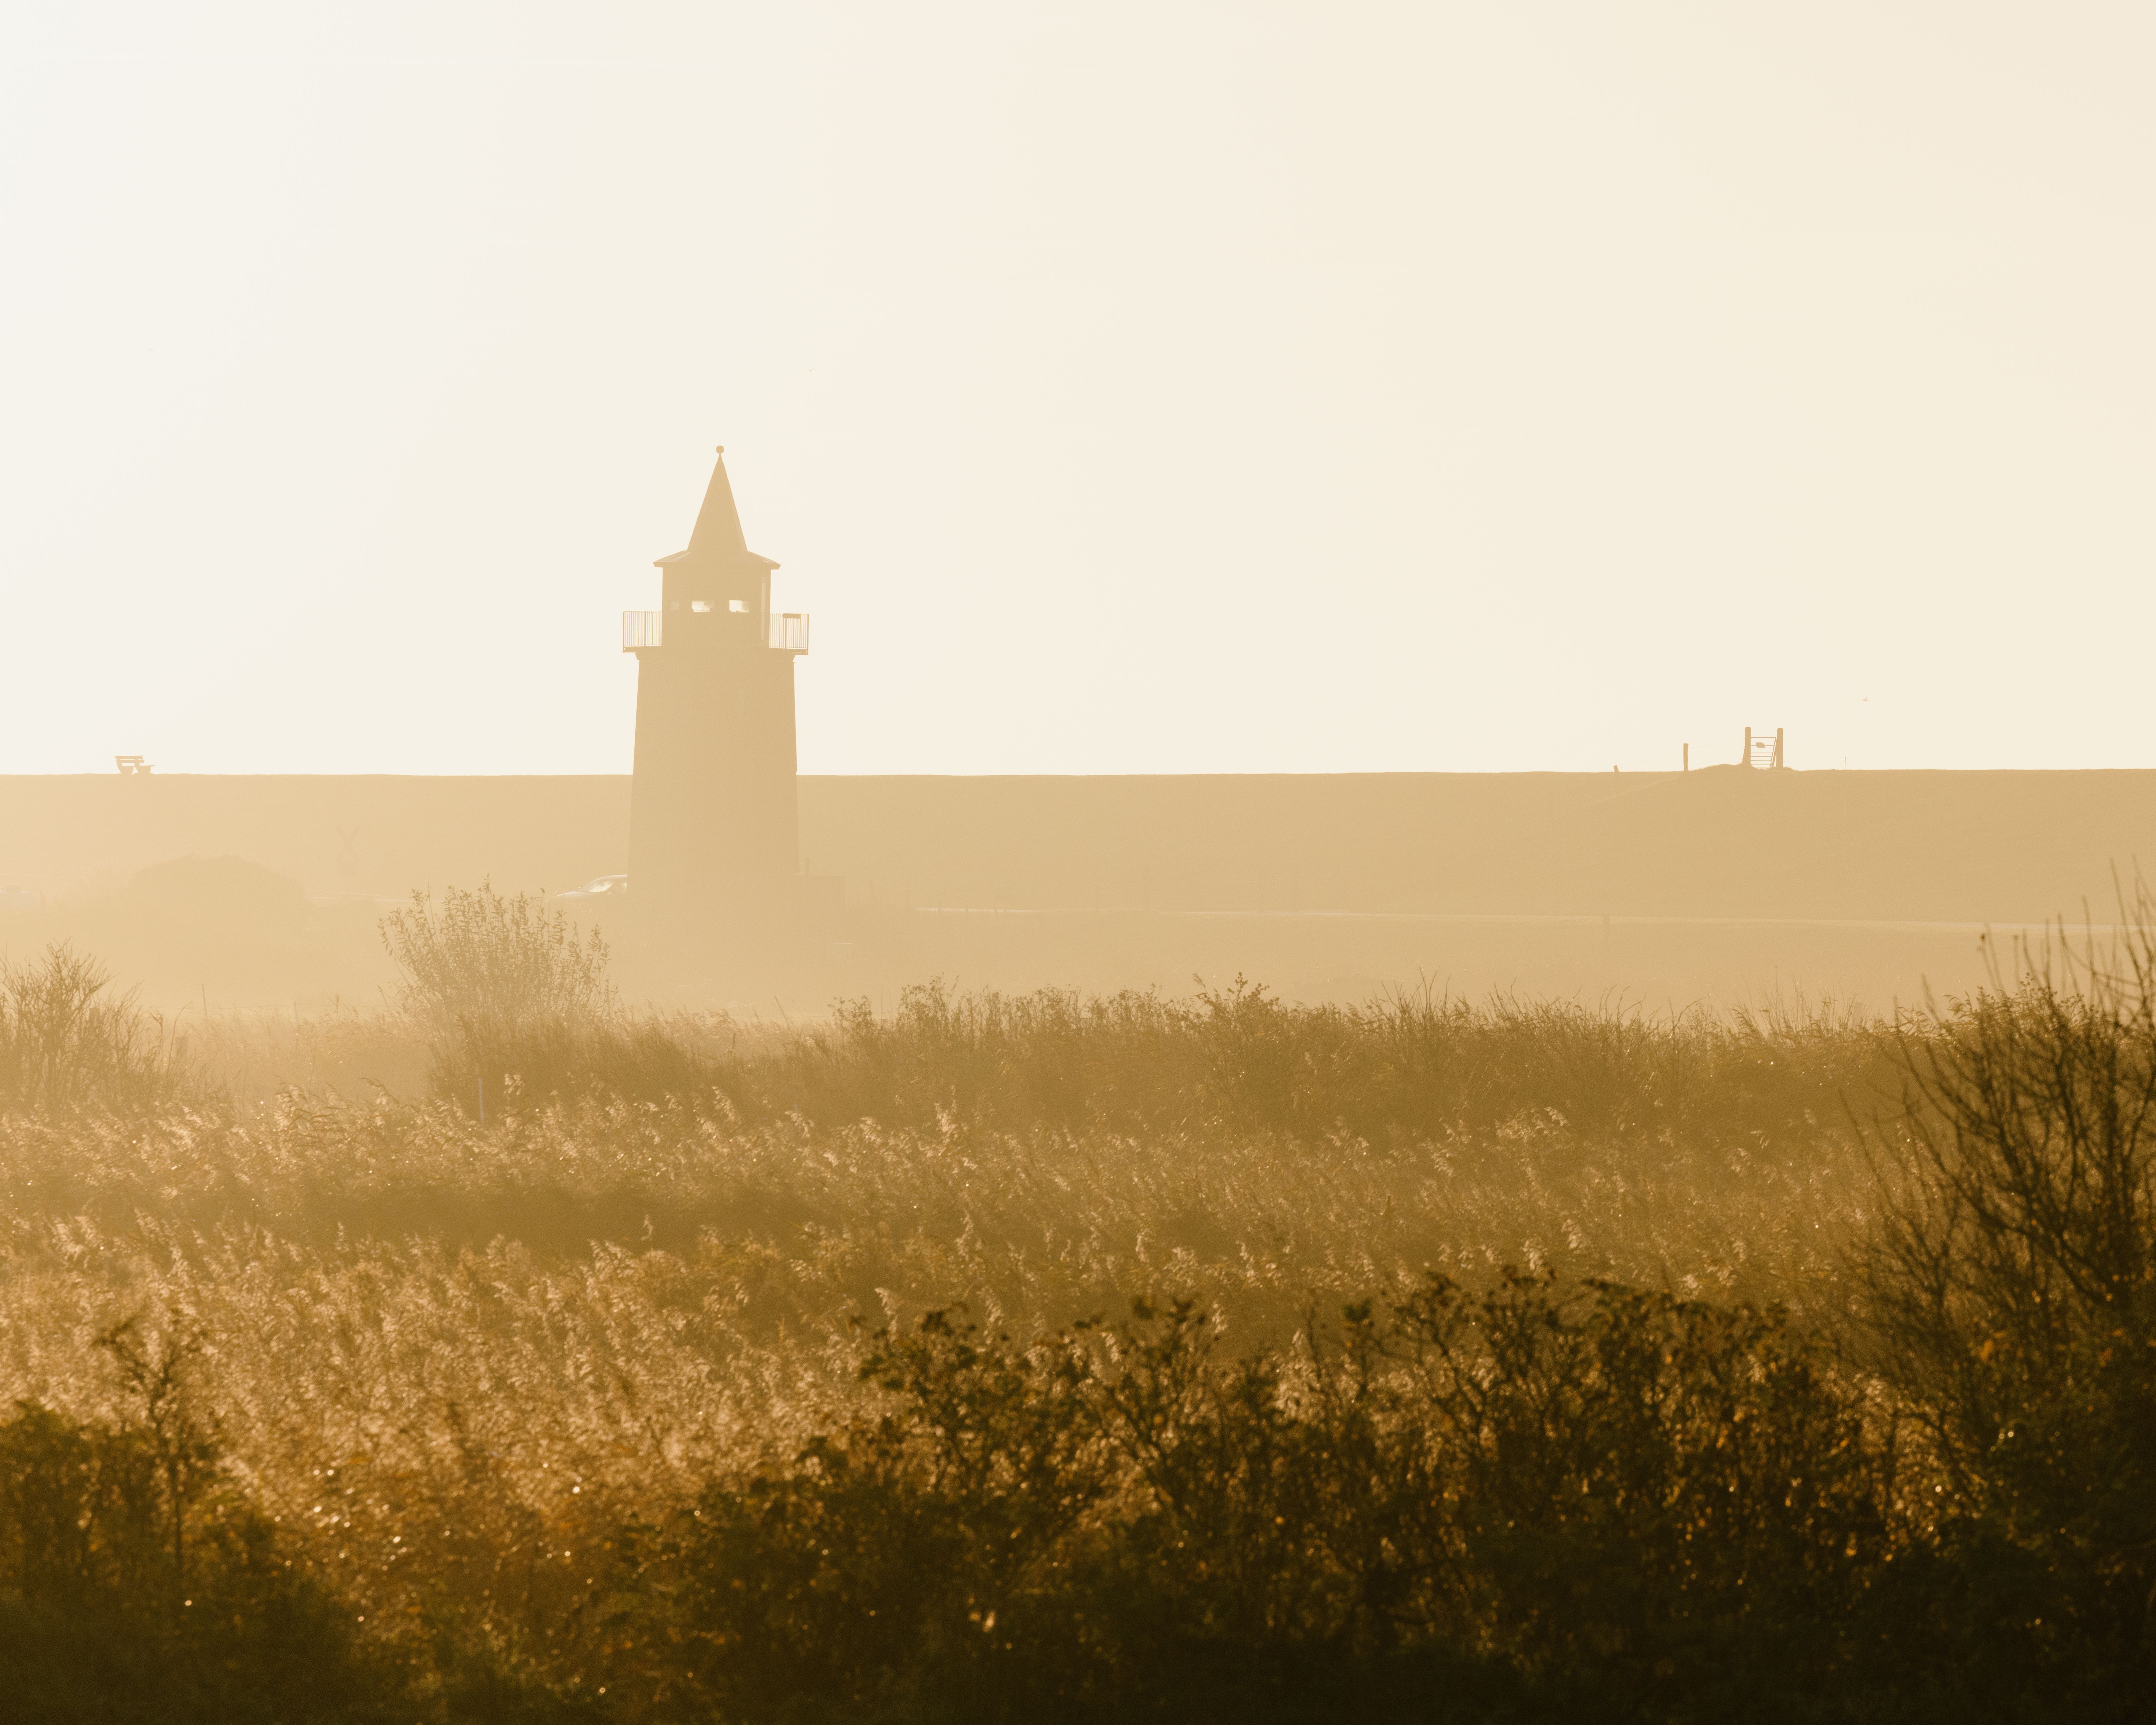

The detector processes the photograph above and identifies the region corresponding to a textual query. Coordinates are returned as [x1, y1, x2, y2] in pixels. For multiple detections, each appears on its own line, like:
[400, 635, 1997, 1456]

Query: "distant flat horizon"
[8, 765, 2155, 783]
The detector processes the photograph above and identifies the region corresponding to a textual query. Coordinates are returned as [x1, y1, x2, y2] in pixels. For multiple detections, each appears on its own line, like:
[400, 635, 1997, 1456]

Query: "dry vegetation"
[0, 888, 2150, 1721]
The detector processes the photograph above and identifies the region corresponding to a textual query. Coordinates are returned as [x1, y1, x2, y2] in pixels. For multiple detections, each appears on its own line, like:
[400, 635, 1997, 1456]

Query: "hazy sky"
[3, 4, 2151, 775]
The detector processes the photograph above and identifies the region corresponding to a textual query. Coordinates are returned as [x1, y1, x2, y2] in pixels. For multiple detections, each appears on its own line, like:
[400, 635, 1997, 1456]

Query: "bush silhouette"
[606, 1278, 1898, 1723]
[0, 1332, 388, 1724]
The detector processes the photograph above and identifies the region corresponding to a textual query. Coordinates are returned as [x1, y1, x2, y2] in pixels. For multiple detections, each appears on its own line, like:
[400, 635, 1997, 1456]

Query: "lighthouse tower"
[622, 448, 809, 920]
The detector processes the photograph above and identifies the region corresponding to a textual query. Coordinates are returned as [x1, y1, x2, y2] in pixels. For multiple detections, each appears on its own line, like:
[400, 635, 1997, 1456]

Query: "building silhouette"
[623, 447, 809, 921]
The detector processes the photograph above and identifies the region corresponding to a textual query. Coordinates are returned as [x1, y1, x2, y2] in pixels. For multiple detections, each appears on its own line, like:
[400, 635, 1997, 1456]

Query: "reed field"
[0, 887, 2150, 1722]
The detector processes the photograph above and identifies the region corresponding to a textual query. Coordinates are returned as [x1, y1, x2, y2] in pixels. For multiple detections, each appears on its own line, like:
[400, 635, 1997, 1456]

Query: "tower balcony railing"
[620, 609, 810, 654]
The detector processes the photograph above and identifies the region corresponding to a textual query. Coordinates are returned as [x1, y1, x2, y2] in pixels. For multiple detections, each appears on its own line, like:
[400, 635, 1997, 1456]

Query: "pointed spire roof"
[689, 446, 748, 556]
[655, 445, 779, 570]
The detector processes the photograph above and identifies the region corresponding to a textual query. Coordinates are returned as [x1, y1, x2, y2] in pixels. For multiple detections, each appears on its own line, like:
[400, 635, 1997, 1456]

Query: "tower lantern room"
[623, 447, 809, 917]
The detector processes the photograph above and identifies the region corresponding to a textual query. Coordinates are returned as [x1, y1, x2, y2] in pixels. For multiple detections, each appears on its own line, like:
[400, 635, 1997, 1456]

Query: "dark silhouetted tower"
[623, 448, 809, 920]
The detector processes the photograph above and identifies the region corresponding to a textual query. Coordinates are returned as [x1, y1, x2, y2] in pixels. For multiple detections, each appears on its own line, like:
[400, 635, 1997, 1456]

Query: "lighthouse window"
[690, 600, 712, 613]
[729, 599, 747, 613]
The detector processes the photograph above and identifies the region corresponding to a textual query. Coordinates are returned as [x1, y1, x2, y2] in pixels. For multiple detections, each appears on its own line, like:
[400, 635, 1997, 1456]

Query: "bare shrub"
[0, 944, 176, 1114]
[1860, 903, 2156, 1685]
[380, 882, 611, 1032]
[379, 883, 613, 1109]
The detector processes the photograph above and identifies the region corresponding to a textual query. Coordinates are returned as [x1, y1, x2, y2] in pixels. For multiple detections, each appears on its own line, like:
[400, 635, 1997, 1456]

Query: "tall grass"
[0, 890, 2147, 1716]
